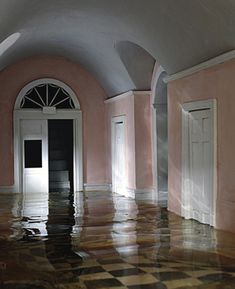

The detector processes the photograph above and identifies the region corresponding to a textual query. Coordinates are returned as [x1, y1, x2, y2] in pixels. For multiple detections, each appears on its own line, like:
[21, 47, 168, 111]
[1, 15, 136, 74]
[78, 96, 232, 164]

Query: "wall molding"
[125, 188, 155, 201]
[83, 183, 112, 192]
[14, 109, 83, 193]
[0, 186, 15, 193]
[164, 49, 235, 83]
[133, 91, 151, 96]
[104, 90, 151, 104]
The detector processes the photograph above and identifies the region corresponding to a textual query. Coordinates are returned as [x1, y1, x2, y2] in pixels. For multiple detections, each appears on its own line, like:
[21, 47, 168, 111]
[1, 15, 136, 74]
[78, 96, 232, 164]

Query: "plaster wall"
[105, 94, 136, 189]
[134, 94, 153, 189]
[0, 56, 108, 187]
[168, 58, 235, 232]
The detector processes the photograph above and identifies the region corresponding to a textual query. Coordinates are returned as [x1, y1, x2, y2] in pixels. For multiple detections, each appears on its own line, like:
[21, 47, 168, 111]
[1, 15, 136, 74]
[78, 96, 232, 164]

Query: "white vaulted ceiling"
[0, 0, 235, 96]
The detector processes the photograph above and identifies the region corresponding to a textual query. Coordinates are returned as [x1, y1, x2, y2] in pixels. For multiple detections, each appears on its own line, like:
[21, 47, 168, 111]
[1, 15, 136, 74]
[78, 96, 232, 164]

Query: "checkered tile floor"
[6, 235, 235, 289]
[2, 192, 235, 289]
[70, 255, 235, 289]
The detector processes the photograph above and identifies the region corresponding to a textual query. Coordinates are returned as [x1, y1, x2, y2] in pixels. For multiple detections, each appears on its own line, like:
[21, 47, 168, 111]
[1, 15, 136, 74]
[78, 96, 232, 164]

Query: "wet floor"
[1, 192, 235, 289]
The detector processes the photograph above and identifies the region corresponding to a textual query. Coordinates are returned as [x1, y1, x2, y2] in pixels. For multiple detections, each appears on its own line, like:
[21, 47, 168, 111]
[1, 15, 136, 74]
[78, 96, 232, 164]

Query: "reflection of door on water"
[21, 119, 48, 193]
[21, 192, 49, 236]
[188, 109, 213, 224]
[48, 120, 74, 193]
[112, 119, 126, 195]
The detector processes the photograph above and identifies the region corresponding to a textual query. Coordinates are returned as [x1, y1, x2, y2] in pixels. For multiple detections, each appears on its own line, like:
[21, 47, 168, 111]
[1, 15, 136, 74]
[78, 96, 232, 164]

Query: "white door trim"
[14, 109, 83, 193]
[111, 115, 127, 195]
[151, 65, 165, 196]
[181, 99, 217, 226]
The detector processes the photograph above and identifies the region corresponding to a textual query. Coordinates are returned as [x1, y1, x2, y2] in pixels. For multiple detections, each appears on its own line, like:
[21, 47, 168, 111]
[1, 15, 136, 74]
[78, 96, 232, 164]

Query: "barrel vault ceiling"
[0, 0, 235, 96]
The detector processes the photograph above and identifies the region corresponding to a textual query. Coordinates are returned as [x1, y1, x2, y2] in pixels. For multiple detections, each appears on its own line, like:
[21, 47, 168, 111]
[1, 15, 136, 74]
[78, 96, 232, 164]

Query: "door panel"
[113, 121, 126, 194]
[21, 119, 48, 193]
[189, 109, 212, 224]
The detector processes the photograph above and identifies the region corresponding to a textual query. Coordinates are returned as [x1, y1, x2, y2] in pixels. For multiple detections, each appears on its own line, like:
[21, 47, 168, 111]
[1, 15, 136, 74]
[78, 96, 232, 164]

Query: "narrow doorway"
[154, 71, 168, 201]
[48, 120, 74, 193]
[112, 116, 126, 195]
[188, 109, 213, 223]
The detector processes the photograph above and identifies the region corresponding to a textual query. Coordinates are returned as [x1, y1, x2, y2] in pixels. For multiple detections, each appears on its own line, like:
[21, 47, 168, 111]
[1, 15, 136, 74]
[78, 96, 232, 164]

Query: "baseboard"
[120, 188, 135, 199]
[135, 188, 156, 201]
[158, 191, 168, 201]
[182, 206, 214, 227]
[0, 186, 15, 193]
[83, 183, 112, 192]
[124, 188, 155, 200]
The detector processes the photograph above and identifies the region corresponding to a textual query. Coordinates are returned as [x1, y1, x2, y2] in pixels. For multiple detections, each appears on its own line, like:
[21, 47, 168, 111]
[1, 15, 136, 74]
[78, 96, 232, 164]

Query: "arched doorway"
[152, 69, 168, 202]
[14, 78, 83, 193]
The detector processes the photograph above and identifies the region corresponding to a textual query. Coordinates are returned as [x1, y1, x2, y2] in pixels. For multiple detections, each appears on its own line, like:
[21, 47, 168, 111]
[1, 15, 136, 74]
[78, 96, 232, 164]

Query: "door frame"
[181, 99, 217, 226]
[111, 115, 126, 194]
[14, 109, 83, 193]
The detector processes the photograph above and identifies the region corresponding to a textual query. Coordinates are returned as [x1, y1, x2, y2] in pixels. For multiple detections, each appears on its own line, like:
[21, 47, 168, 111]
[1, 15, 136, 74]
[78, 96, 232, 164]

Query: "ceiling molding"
[133, 90, 151, 96]
[104, 90, 151, 104]
[164, 49, 235, 83]
[104, 91, 132, 104]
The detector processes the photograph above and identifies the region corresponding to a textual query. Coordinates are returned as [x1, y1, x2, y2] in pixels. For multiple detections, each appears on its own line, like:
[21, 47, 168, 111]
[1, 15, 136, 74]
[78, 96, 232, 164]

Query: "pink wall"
[105, 92, 153, 190]
[134, 94, 153, 189]
[168, 58, 235, 232]
[0, 55, 108, 186]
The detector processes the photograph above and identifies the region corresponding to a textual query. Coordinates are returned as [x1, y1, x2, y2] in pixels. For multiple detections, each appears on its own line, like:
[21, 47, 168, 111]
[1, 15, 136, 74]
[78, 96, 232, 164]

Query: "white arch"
[13, 78, 83, 194]
[150, 63, 167, 201]
[151, 64, 165, 105]
[14, 78, 80, 110]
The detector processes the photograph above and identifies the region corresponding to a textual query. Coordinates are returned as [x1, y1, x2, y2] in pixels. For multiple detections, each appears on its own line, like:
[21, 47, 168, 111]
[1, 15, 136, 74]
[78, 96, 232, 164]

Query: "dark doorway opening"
[48, 120, 74, 192]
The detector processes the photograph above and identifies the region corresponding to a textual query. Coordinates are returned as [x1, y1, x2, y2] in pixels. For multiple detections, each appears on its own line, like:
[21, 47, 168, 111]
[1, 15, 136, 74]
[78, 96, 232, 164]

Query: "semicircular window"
[20, 83, 75, 109]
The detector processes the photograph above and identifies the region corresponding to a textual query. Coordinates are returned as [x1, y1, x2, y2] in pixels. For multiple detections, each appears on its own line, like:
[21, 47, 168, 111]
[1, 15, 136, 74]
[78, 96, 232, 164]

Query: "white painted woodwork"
[112, 116, 126, 195]
[182, 99, 217, 226]
[15, 78, 80, 110]
[13, 79, 83, 193]
[189, 109, 212, 224]
[21, 119, 48, 193]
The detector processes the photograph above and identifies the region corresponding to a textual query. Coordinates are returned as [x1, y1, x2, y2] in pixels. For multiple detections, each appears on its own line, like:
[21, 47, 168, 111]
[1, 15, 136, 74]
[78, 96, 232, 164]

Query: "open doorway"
[48, 120, 74, 193]
[153, 71, 168, 202]
[14, 78, 83, 193]
[111, 116, 127, 196]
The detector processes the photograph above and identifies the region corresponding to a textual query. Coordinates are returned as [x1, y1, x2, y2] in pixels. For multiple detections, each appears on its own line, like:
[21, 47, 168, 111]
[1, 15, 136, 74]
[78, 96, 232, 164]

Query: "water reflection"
[111, 194, 138, 256]
[0, 191, 235, 288]
[21, 193, 48, 237]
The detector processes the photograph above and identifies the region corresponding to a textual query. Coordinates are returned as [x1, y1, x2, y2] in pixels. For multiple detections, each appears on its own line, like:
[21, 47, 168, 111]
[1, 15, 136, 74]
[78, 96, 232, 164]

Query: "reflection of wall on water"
[6, 193, 54, 273]
[73, 192, 116, 255]
[6, 193, 23, 240]
[112, 194, 138, 256]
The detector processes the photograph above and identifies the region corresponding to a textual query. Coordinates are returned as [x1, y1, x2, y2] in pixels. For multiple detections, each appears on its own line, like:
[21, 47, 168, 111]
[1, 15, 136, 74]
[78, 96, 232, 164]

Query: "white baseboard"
[111, 187, 153, 199]
[121, 188, 135, 199]
[158, 191, 168, 202]
[83, 183, 112, 192]
[0, 186, 15, 193]
[134, 189, 156, 201]
[124, 188, 155, 200]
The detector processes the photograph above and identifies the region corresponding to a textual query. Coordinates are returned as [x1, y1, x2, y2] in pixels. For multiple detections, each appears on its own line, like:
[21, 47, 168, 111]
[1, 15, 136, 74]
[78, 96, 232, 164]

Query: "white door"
[189, 109, 213, 224]
[21, 119, 48, 193]
[112, 120, 126, 194]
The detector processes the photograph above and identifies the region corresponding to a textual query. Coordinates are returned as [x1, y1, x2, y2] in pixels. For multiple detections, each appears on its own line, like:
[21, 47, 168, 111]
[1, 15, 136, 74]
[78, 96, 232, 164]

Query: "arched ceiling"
[0, 0, 235, 97]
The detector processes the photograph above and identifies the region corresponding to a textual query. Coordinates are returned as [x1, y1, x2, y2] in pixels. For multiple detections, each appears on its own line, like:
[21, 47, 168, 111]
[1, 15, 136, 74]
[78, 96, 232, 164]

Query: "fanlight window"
[20, 83, 75, 109]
